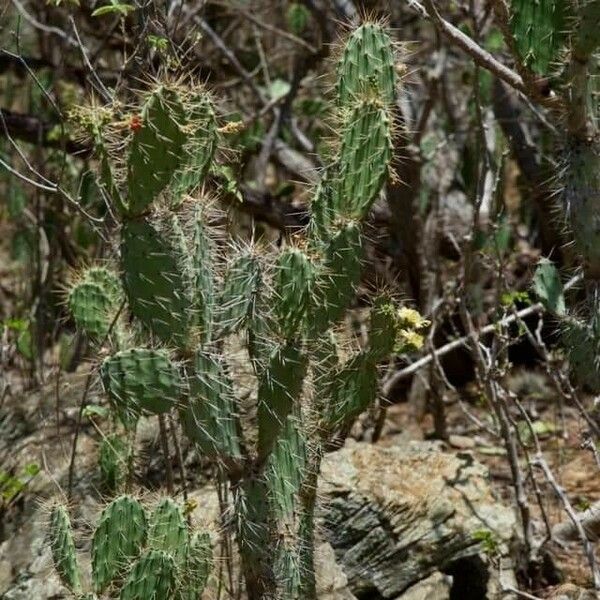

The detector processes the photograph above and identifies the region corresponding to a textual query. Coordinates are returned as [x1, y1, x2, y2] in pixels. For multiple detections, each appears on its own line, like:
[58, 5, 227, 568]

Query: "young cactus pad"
[91, 495, 148, 592]
[48, 505, 82, 593]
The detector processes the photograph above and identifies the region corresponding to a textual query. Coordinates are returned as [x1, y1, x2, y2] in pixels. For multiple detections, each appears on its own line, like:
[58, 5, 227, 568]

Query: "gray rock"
[318, 440, 518, 599]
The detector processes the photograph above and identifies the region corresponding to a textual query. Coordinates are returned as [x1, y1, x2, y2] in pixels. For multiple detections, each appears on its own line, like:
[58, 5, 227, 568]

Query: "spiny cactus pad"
[324, 351, 378, 429]
[48, 505, 82, 593]
[337, 22, 397, 105]
[218, 252, 262, 336]
[148, 498, 189, 562]
[177, 532, 213, 600]
[274, 248, 316, 338]
[119, 549, 176, 600]
[313, 222, 363, 332]
[92, 495, 147, 592]
[510, 0, 566, 74]
[334, 99, 392, 220]
[257, 343, 308, 458]
[69, 281, 116, 338]
[191, 203, 215, 341]
[127, 87, 187, 215]
[101, 348, 183, 419]
[121, 217, 194, 346]
[171, 92, 218, 198]
[180, 350, 241, 458]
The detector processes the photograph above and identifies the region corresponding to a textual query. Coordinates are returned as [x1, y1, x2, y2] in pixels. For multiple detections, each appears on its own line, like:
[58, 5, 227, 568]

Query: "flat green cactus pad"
[101, 348, 183, 420]
[121, 217, 194, 346]
[127, 87, 187, 214]
[92, 495, 147, 593]
[180, 350, 241, 459]
[69, 281, 115, 339]
[337, 22, 397, 105]
[49, 505, 82, 593]
[148, 498, 189, 563]
[119, 549, 176, 600]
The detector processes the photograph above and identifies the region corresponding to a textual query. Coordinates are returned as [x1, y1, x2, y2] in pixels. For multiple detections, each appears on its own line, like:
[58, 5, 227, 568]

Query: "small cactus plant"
[47, 496, 213, 599]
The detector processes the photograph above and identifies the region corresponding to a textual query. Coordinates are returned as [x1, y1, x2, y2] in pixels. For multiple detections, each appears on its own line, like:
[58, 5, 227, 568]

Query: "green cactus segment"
[563, 315, 600, 392]
[69, 281, 116, 338]
[48, 505, 82, 593]
[510, 0, 566, 74]
[337, 22, 397, 106]
[274, 248, 316, 338]
[101, 348, 183, 419]
[323, 352, 378, 429]
[92, 495, 147, 593]
[532, 258, 566, 315]
[308, 175, 336, 243]
[334, 99, 392, 220]
[127, 87, 187, 214]
[368, 295, 398, 360]
[268, 415, 306, 520]
[192, 204, 215, 341]
[99, 433, 129, 492]
[119, 550, 176, 600]
[572, 0, 600, 61]
[313, 222, 363, 331]
[121, 217, 194, 345]
[257, 343, 308, 458]
[218, 252, 262, 336]
[180, 351, 241, 458]
[565, 141, 600, 280]
[171, 93, 218, 198]
[177, 533, 213, 600]
[148, 498, 189, 563]
[85, 267, 122, 302]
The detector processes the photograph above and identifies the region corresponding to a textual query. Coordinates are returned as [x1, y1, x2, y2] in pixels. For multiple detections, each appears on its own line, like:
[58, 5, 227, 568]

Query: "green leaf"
[532, 258, 566, 315]
[92, 2, 134, 17]
[286, 3, 310, 34]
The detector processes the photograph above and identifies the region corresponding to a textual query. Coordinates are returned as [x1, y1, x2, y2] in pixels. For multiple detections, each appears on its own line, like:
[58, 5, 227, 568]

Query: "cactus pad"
[119, 549, 176, 600]
[127, 87, 187, 214]
[148, 498, 189, 562]
[48, 505, 82, 593]
[101, 348, 183, 418]
[257, 343, 307, 458]
[337, 22, 397, 105]
[334, 99, 392, 220]
[92, 495, 147, 592]
[274, 248, 316, 338]
[121, 217, 194, 346]
[180, 350, 241, 458]
[510, 0, 566, 74]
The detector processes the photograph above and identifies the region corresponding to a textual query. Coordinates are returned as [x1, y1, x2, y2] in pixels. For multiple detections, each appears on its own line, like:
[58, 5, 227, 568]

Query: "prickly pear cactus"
[65, 19, 424, 600]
